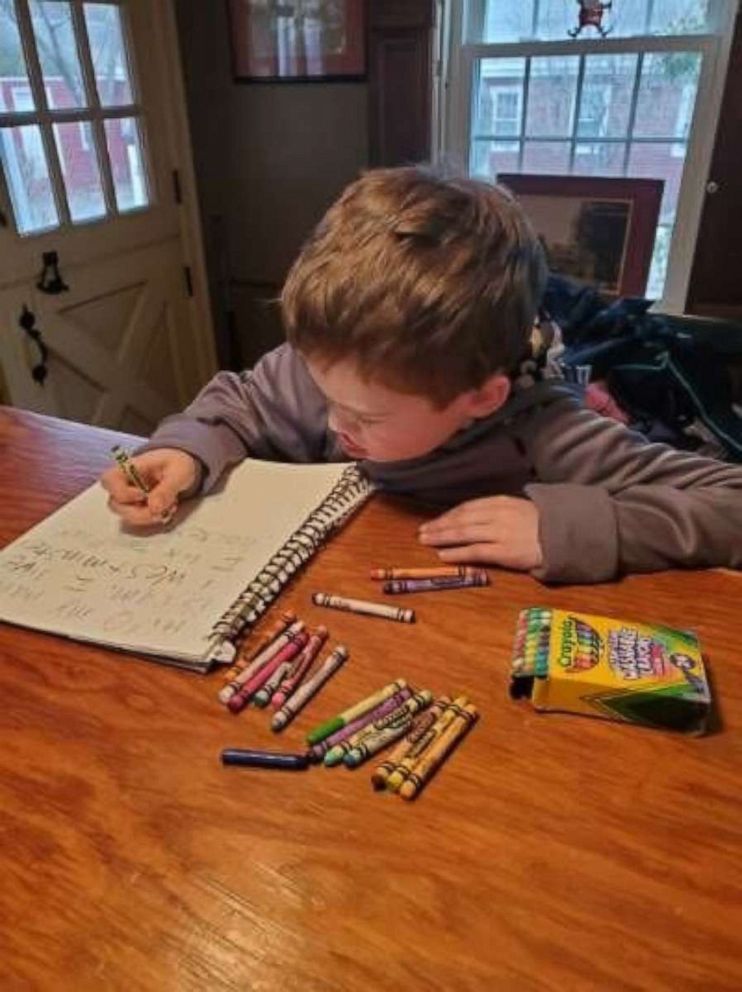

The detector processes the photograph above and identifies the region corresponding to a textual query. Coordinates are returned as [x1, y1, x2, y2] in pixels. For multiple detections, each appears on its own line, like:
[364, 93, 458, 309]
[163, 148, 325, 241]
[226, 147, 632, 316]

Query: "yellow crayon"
[385, 695, 468, 793]
[370, 696, 450, 790]
[399, 703, 479, 800]
[111, 445, 149, 495]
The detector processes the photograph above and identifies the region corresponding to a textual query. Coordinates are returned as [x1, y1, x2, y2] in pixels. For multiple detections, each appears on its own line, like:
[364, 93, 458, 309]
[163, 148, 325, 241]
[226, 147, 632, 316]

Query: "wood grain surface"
[1, 406, 741, 992]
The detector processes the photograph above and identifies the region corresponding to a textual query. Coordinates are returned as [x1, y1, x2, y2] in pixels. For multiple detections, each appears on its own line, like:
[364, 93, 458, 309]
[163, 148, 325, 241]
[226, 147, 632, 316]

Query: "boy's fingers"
[421, 501, 497, 532]
[146, 481, 179, 518]
[419, 524, 497, 546]
[436, 543, 500, 565]
[107, 496, 161, 527]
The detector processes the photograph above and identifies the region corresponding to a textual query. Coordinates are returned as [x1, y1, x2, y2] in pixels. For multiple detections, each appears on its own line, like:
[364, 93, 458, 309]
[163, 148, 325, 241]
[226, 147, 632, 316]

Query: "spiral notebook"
[0, 460, 373, 672]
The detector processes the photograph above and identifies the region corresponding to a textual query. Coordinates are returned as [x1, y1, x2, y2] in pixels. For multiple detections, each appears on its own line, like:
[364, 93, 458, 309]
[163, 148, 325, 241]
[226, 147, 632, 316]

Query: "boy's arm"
[139, 344, 333, 492]
[521, 397, 742, 583]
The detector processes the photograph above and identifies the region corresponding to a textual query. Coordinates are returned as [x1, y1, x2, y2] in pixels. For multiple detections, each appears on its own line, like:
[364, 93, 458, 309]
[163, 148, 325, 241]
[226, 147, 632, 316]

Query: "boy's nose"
[328, 407, 352, 435]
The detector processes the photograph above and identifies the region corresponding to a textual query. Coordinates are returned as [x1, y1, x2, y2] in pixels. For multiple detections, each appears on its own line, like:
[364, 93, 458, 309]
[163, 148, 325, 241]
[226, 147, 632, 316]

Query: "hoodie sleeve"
[519, 396, 742, 583]
[139, 344, 333, 492]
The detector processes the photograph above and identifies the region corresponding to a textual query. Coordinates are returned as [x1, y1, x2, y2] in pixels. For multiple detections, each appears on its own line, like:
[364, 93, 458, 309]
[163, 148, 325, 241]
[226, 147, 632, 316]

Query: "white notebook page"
[0, 459, 351, 663]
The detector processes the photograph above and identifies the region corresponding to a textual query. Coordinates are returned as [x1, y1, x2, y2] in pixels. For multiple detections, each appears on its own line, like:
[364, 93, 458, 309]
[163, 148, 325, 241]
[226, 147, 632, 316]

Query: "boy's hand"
[418, 496, 543, 571]
[100, 448, 200, 527]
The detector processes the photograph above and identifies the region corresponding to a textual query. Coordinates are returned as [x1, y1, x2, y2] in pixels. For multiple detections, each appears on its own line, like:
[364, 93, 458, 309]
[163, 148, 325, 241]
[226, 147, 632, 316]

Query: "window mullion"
[645, 0, 657, 35]
[531, 0, 540, 39]
[622, 51, 644, 175]
[15, 0, 71, 225]
[568, 54, 586, 173]
[69, 0, 117, 217]
[517, 56, 531, 171]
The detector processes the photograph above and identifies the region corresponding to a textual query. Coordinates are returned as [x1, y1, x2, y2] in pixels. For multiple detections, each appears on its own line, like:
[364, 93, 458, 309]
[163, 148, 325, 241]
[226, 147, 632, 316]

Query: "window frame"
[0, 0, 152, 236]
[438, 0, 738, 313]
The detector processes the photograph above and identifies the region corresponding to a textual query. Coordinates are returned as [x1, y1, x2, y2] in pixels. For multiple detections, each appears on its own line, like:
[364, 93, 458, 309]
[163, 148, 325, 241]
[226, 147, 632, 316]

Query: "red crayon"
[228, 631, 309, 714]
[272, 626, 328, 709]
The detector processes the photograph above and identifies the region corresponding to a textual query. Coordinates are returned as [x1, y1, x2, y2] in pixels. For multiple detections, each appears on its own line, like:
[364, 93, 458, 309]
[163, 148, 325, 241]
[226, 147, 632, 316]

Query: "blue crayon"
[221, 748, 310, 770]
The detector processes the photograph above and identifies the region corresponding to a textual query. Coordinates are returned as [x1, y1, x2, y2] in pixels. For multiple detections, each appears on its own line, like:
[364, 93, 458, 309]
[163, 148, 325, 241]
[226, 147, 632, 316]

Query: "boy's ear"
[462, 373, 511, 419]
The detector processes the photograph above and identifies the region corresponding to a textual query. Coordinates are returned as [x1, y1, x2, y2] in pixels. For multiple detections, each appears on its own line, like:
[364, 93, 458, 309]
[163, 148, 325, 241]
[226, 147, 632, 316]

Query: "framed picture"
[497, 174, 664, 298]
[228, 0, 367, 83]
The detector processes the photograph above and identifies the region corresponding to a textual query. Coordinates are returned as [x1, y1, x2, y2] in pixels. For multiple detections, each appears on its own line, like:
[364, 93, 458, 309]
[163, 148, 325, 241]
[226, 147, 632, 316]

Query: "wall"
[174, 1, 369, 369]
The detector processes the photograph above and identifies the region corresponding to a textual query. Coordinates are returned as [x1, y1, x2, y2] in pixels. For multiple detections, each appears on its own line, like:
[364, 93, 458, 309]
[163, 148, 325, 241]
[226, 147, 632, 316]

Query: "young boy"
[101, 166, 742, 584]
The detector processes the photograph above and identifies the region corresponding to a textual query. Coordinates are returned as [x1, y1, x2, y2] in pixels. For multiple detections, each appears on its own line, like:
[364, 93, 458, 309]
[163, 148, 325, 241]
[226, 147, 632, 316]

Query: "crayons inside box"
[509, 607, 712, 735]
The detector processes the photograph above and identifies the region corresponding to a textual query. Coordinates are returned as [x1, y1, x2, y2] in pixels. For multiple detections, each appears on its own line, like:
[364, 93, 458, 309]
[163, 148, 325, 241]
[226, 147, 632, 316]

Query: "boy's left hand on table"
[418, 496, 543, 571]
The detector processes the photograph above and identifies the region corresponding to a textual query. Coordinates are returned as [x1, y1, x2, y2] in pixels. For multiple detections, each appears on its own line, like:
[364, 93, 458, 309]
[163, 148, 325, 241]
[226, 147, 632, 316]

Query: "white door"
[0, 0, 217, 432]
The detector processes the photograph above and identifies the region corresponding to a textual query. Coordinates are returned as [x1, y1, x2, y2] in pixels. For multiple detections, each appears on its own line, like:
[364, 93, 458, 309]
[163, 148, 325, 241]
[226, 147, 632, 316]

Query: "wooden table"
[1, 406, 741, 992]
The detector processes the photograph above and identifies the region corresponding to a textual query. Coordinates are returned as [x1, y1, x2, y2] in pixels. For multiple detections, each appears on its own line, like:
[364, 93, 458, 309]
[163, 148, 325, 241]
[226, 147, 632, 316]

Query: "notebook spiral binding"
[208, 465, 374, 654]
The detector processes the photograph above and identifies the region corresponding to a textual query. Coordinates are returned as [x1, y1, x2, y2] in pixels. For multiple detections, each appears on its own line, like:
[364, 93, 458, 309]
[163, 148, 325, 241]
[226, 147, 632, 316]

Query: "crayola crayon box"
[509, 607, 711, 734]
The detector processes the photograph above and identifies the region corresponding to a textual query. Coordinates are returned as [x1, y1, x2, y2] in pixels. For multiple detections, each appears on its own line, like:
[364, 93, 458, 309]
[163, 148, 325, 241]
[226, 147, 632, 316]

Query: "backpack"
[542, 275, 742, 462]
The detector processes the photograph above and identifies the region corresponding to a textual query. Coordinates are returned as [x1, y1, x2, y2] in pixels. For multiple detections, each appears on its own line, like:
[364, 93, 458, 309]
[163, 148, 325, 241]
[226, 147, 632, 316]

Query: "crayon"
[271, 645, 349, 732]
[312, 593, 414, 624]
[271, 626, 328, 709]
[306, 679, 408, 745]
[370, 567, 484, 581]
[222, 611, 296, 682]
[111, 444, 150, 496]
[221, 748, 310, 770]
[382, 574, 489, 594]
[307, 687, 412, 763]
[399, 703, 479, 800]
[227, 631, 309, 714]
[252, 661, 293, 707]
[322, 689, 430, 766]
[218, 620, 305, 704]
[370, 696, 450, 790]
[385, 695, 469, 793]
[341, 691, 435, 768]
[320, 688, 423, 768]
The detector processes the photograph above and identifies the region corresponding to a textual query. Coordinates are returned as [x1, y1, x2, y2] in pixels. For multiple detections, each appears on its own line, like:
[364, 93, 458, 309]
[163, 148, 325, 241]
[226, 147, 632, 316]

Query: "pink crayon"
[271, 626, 328, 709]
[308, 687, 412, 762]
[228, 631, 309, 714]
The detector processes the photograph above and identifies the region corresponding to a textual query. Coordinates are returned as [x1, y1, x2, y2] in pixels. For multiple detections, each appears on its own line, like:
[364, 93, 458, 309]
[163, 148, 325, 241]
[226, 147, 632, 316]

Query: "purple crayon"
[383, 573, 489, 594]
[308, 687, 412, 763]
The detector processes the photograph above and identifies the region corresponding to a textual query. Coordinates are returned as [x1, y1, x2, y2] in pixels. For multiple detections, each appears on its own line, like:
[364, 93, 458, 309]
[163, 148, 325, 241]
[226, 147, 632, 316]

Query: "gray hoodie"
[142, 343, 742, 584]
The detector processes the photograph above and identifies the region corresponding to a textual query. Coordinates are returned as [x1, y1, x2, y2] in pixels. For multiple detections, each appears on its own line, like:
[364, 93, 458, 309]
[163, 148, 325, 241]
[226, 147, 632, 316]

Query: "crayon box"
[509, 607, 712, 735]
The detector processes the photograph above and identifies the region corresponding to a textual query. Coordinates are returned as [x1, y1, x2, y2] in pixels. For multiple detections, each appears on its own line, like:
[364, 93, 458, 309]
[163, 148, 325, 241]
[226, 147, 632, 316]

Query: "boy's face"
[306, 357, 510, 462]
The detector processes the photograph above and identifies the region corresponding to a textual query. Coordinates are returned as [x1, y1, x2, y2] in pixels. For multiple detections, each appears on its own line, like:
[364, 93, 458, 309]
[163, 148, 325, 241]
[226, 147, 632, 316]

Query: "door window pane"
[526, 57, 579, 137]
[30, 0, 87, 109]
[0, 124, 59, 234]
[84, 3, 134, 107]
[104, 116, 149, 211]
[53, 120, 106, 221]
[0, 3, 33, 111]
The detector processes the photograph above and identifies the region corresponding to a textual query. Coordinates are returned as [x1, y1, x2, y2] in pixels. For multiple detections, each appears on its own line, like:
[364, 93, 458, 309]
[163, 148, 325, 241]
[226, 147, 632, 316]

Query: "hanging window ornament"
[568, 1, 613, 38]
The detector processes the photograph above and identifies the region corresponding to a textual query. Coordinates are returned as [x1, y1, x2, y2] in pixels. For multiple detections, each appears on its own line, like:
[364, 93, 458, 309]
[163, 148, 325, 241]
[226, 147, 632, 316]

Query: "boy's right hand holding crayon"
[101, 447, 200, 526]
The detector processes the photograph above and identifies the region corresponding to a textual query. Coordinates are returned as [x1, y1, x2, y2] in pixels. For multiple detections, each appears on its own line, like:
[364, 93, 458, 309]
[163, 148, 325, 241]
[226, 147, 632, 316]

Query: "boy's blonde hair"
[282, 165, 546, 406]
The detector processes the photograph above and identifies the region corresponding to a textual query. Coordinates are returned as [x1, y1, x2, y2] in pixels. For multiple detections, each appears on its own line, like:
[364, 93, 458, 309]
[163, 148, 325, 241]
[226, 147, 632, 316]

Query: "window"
[445, 0, 735, 306]
[0, 0, 151, 236]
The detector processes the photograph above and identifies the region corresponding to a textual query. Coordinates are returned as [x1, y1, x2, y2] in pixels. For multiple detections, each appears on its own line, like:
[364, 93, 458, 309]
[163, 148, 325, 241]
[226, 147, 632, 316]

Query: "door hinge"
[172, 168, 183, 205]
[183, 265, 194, 298]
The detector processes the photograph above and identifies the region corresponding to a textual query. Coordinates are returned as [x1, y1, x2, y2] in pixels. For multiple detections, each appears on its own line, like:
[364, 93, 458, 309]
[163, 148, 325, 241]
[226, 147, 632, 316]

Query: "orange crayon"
[370, 567, 486, 581]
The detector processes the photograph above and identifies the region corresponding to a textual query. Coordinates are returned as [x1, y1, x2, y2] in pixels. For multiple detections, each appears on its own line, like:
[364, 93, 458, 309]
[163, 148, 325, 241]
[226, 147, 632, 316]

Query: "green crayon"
[306, 678, 407, 746]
